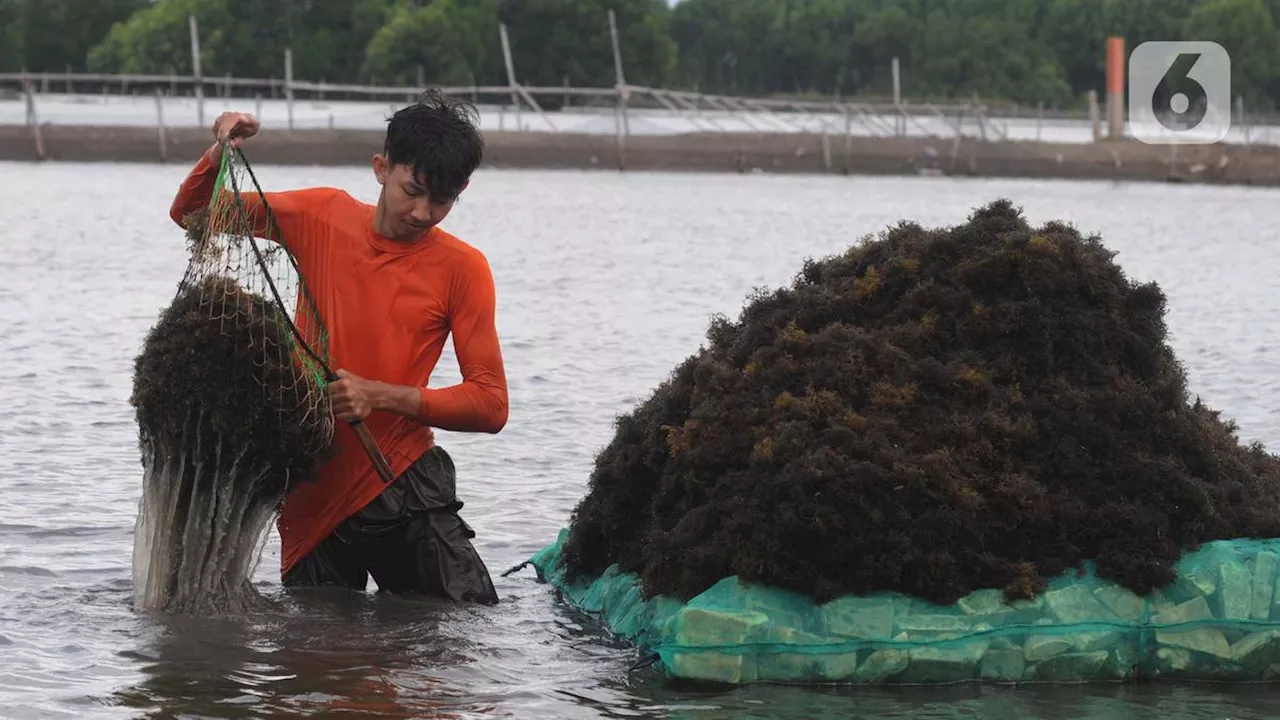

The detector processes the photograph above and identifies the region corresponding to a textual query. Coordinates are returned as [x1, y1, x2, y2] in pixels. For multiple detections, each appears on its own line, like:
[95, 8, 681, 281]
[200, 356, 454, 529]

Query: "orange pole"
[1106, 36, 1125, 96]
[1106, 36, 1125, 138]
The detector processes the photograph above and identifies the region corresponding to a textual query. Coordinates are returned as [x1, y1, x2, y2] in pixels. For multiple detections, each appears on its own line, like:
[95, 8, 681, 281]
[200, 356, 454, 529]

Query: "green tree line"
[4, 0, 1280, 109]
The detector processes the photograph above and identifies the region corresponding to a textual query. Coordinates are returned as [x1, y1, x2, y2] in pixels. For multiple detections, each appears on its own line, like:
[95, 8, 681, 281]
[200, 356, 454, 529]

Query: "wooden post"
[608, 8, 629, 169]
[24, 82, 45, 160]
[1237, 96, 1249, 145]
[1088, 90, 1101, 141]
[498, 24, 521, 130]
[189, 14, 204, 128]
[284, 48, 295, 130]
[65, 64, 72, 94]
[949, 106, 967, 174]
[892, 56, 902, 136]
[821, 124, 832, 172]
[843, 108, 852, 173]
[155, 88, 168, 162]
[255, 93, 263, 119]
[1037, 101, 1043, 142]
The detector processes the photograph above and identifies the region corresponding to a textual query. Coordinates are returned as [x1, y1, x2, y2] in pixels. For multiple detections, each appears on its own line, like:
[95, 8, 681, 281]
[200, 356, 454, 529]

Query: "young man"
[167, 91, 508, 605]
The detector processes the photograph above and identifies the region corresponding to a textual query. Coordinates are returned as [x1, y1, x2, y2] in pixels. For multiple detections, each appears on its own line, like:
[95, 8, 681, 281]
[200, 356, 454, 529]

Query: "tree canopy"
[4, 0, 1279, 110]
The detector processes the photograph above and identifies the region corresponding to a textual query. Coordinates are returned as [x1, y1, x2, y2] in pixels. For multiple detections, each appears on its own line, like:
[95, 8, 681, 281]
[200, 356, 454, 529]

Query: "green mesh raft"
[528, 530, 1280, 685]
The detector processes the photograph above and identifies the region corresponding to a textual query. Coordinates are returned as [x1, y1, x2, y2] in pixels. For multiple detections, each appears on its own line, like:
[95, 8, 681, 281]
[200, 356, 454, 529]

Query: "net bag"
[128, 143, 386, 614]
[529, 531, 1280, 685]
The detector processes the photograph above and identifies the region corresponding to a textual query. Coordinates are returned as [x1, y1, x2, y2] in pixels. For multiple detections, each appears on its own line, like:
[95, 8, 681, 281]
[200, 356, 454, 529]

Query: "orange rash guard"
[168, 145, 508, 576]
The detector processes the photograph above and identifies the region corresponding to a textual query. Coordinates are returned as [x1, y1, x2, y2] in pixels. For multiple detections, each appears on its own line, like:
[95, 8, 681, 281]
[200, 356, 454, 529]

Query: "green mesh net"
[182, 144, 394, 483]
[528, 530, 1280, 685]
[193, 144, 332, 399]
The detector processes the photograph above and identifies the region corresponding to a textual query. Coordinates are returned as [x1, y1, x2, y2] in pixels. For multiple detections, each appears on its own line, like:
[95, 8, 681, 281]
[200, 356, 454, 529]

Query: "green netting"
[203, 143, 332, 394]
[528, 529, 1280, 685]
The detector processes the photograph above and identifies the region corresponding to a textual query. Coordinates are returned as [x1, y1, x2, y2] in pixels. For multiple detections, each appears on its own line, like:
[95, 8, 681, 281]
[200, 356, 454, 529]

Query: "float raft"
[530, 530, 1280, 684]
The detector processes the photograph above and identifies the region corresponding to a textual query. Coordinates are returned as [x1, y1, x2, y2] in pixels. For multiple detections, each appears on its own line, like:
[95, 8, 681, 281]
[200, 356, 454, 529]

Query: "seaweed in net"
[127, 143, 353, 614]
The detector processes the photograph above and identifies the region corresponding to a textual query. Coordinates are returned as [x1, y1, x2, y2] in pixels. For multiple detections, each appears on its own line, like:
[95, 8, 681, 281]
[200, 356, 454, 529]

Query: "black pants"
[282, 446, 499, 605]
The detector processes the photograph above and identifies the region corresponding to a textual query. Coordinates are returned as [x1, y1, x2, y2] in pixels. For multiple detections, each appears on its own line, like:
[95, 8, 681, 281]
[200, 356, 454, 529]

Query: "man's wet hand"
[213, 111, 260, 147]
[208, 111, 261, 162]
[329, 369, 374, 423]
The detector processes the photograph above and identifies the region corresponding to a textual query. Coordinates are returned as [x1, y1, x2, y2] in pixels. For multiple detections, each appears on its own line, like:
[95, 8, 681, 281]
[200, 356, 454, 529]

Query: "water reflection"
[597, 671, 1280, 720]
[107, 587, 501, 718]
[65, 564, 1280, 720]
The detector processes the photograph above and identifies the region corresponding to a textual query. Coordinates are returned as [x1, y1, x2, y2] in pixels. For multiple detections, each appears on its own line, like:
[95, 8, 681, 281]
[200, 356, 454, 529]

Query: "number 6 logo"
[1130, 41, 1231, 145]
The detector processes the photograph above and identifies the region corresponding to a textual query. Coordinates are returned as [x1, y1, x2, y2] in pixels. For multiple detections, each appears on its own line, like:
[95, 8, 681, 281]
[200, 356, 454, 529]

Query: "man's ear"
[372, 153, 388, 185]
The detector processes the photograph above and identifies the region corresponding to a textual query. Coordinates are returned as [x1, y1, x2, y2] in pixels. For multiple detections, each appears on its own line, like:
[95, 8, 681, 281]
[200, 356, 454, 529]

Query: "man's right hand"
[210, 111, 261, 157]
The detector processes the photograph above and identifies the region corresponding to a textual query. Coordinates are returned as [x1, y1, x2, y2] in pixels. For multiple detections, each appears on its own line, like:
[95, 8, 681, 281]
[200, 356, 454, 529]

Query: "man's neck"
[372, 205, 431, 244]
[372, 201, 394, 239]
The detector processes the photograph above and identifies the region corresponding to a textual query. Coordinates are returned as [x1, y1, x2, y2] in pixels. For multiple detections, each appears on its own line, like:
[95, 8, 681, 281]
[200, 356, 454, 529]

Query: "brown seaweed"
[560, 199, 1280, 607]
[129, 272, 334, 613]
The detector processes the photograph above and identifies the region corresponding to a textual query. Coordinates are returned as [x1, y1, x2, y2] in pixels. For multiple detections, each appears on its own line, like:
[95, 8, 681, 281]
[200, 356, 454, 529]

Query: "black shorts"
[281, 446, 498, 605]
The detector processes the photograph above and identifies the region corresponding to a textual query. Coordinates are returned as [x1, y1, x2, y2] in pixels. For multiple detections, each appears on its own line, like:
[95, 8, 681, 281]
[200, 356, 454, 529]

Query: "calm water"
[4, 160, 1280, 719]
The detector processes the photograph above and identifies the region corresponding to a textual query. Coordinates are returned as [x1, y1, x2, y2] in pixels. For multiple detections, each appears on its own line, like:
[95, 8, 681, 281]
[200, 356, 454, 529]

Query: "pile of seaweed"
[560, 199, 1280, 607]
[128, 211, 334, 613]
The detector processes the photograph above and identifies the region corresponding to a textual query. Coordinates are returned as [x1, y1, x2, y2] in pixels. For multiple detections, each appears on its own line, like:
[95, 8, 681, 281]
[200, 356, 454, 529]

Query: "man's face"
[373, 155, 468, 240]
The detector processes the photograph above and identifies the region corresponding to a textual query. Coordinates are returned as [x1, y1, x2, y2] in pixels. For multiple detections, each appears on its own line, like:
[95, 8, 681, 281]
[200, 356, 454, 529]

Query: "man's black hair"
[384, 89, 484, 203]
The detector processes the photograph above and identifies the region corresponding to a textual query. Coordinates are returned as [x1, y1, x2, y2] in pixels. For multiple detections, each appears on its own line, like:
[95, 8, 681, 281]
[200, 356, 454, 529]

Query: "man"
[167, 90, 508, 605]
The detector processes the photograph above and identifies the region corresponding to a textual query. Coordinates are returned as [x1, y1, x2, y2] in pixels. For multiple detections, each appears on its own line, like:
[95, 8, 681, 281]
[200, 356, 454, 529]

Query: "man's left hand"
[329, 369, 374, 422]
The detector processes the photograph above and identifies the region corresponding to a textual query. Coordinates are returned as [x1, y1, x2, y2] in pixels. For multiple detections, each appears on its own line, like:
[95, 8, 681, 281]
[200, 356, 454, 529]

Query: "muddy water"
[3, 160, 1280, 719]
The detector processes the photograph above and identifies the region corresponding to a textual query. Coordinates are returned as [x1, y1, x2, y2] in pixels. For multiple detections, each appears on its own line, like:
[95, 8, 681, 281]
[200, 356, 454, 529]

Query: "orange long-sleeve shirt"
[168, 145, 508, 575]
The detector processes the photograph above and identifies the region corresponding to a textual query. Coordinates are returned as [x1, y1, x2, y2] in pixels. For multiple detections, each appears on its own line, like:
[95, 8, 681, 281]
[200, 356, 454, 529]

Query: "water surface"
[3, 161, 1280, 718]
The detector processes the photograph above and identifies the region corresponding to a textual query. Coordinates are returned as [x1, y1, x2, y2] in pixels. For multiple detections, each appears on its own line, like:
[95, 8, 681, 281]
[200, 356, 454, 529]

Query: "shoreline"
[3, 124, 1279, 188]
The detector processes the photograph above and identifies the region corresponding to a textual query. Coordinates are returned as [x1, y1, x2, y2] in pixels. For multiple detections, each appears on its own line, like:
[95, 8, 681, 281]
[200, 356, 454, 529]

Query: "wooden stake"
[285, 48, 295, 130]
[608, 9, 629, 169]
[155, 88, 168, 162]
[498, 24, 521, 130]
[822, 124, 832, 171]
[189, 14, 204, 127]
[24, 82, 44, 160]
[1088, 90, 1101, 142]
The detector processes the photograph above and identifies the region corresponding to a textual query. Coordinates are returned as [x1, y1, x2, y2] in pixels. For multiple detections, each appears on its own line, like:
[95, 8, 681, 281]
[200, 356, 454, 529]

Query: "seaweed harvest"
[128, 213, 335, 614]
[559, 199, 1280, 607]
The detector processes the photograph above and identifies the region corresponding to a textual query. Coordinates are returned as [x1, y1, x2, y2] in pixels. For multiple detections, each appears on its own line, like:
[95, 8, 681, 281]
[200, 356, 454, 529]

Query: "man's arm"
[168, 142, 224, 230]
[419, 251, 509, 433]
[349, 251, 509, 433]
[171, 112, 264, 233]
[169, 141, 335, 252]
